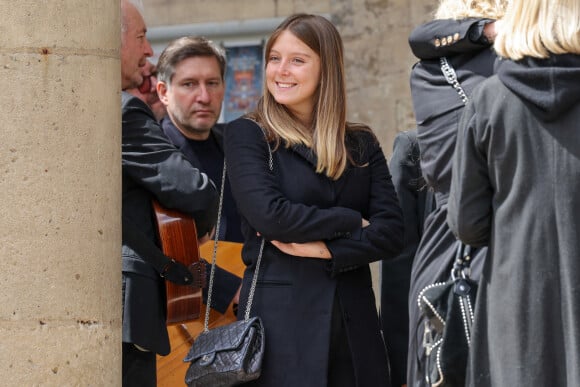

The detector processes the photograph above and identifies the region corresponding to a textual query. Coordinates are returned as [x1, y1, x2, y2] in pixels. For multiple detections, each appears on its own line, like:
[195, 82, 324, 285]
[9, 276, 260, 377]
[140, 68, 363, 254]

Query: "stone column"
[0, 1, 121, 385]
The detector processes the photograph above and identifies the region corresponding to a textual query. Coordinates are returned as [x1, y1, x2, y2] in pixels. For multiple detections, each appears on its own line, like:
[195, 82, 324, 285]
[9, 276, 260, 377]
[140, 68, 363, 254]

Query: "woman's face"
[266, 30, 321, 124]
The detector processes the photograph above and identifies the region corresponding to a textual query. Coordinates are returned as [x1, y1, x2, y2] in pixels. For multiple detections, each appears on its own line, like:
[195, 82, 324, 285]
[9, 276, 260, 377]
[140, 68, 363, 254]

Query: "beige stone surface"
[0, 1, 121, 385]
[0, 321, 119, 386]
[2, 1, 119, 51]
[143, 0, 331, 25]
[0, 53, 120, 321]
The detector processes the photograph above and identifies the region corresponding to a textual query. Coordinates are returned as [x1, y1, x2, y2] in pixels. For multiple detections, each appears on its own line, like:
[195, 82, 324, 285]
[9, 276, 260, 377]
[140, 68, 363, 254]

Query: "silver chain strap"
[203, 129, 273, 330]
[244, 237, 265, 321]
[440, 57, 469, 105]
[202, 158, 228, 331]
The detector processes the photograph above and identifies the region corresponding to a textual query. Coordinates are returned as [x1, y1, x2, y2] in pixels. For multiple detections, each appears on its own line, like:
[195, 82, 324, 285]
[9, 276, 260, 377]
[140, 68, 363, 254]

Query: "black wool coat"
[121, 92, 218, 355]
[159, 117, 242, 312]
[406, 17, 496, 386]
[224, 118, 404, 387]
[160, 119, 244, 243]
[381, 130, 435, 386]
[448, 55, 580, 387]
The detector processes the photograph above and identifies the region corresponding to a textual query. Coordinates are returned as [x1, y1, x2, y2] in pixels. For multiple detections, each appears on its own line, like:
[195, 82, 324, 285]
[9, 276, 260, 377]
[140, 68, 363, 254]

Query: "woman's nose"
[277, 60, 290, 76]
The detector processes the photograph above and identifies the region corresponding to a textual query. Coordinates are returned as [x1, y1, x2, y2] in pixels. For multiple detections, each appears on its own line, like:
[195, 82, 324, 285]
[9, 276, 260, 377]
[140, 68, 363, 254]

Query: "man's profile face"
[120, 2, 153, 90]
[158, 56, 225, 140]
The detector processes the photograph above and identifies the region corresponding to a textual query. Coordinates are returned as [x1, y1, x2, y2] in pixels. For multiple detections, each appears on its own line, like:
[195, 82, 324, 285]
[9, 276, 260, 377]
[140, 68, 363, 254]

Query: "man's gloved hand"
[160, 259, 194, 285]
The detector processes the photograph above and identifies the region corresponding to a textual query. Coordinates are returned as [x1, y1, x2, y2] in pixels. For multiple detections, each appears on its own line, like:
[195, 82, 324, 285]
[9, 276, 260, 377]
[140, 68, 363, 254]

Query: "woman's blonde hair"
[434, 0, 508, 20]
[249, 14, 367, 180]
[494, 0, 580, 59]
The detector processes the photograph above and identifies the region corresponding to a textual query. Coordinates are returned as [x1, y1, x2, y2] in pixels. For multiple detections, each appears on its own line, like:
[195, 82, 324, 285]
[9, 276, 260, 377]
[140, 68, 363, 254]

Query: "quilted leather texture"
[184, 317, 265, 387]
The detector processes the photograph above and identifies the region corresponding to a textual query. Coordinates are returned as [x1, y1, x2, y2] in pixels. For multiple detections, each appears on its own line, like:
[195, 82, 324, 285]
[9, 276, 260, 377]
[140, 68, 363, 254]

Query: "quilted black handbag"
[184, 308, 265, 386]
[184, 226, 265, 387]
[184, 136, 272, 386]
[417, 242, 477, 387]
[184, 232, 265, 386]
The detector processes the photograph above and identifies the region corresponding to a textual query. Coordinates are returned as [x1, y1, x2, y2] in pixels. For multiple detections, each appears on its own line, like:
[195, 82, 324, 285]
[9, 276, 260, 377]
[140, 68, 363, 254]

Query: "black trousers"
[122, 342, 157, 387]
[328, 295, 356, 387]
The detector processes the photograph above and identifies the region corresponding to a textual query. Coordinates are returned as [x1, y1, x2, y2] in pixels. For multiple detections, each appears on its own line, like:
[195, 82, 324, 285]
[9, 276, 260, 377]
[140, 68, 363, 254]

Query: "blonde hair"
[434, 0, 508, 19]
[249, 14, 368, 180]
[494, 0, 580, 59]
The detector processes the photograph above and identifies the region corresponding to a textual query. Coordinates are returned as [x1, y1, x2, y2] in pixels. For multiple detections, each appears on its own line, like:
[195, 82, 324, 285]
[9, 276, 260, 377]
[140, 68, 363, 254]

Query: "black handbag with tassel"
[417, 242, 477, 387]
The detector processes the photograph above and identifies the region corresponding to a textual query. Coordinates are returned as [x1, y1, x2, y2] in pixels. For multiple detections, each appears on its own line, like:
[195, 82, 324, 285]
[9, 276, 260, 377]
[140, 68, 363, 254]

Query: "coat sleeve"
[325, 136, 404, 273]
[447, 98, 493, 246]
[224, 118, 362, 242]
[121, 93, 218, 235]
[409, 18, 494, 60]
[388, 130, 429, 262]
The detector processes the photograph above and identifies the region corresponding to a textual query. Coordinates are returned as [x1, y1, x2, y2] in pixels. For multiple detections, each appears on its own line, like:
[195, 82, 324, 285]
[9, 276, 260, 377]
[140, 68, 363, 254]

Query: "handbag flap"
[418, 277, 478, 334]
[418, 281, 454, 333]
[184, 317, 262, 362]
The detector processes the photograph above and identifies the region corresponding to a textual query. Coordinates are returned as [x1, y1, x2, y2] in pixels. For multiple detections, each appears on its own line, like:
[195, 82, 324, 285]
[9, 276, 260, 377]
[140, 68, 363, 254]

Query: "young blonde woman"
[448, 0, 580, 385]
[224, 13, 404, 387]
[405, 1, 507, 386]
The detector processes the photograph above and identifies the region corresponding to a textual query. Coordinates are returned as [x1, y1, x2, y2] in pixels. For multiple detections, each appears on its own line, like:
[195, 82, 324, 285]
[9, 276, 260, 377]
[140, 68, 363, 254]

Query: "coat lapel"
[290, 143, 318, 168]
[160, 118, 226, 168]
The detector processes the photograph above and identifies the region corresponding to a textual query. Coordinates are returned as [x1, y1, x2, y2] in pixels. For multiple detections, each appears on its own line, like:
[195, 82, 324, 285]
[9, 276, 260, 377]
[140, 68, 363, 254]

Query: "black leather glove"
[160, 259, 194, 285]
[123, 216, 204, 287]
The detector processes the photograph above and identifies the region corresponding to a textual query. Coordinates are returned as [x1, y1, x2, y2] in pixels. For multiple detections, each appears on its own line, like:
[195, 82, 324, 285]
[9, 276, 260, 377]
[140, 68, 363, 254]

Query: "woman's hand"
[264, 219, 368, 259]
[270, 240, 332, 260]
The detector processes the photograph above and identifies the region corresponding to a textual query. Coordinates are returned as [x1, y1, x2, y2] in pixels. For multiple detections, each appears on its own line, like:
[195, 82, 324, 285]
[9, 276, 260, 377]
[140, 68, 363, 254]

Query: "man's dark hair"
[157, 36, 226, 85]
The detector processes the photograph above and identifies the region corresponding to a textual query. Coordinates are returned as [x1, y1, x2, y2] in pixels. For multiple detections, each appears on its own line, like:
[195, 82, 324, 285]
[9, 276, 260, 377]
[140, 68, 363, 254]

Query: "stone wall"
[0, 1, 121, 385]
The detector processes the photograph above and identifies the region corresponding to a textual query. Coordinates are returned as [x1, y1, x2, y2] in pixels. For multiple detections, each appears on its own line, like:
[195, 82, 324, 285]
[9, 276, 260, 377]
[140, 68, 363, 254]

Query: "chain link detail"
[440, 57, 469, 105]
